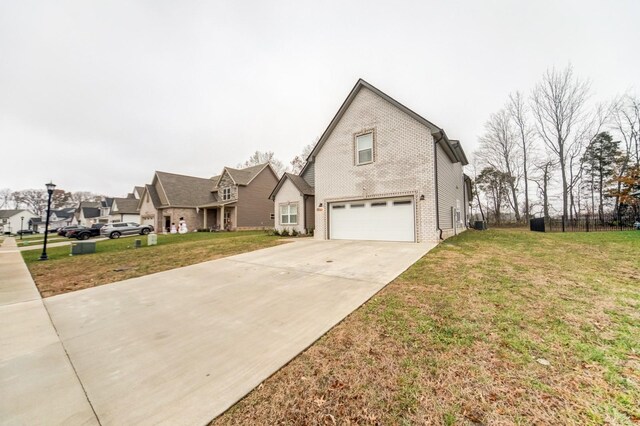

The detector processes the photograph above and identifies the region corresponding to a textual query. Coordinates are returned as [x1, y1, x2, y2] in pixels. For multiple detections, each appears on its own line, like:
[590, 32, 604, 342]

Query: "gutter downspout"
[433, 132, 444, 240]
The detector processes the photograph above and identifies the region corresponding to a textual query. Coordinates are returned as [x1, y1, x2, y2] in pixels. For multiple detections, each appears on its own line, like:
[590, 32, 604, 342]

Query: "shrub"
[272, 229, 281, 236]
[291, 229, 299, 237]
[281, 228, 290, 237]
[307, 227, 315, 237]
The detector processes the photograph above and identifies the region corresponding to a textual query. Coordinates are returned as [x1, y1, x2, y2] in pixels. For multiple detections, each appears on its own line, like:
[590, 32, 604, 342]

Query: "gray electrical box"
[70, 241, 96, 255]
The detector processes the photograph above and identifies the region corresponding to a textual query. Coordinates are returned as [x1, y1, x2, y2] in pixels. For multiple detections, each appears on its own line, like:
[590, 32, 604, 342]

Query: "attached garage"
[329, 197, 415, 242]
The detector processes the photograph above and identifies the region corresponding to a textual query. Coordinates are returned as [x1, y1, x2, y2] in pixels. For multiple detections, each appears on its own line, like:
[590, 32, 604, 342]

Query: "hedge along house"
[271, 79, 471, 243]
[199, 163, 278, 231]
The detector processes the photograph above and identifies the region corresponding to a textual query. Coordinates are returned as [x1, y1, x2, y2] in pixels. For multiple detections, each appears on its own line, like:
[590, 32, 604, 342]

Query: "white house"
[271, 79, 471, 243]
[0, 209, 39, 234]
[109, 197, 140, 223]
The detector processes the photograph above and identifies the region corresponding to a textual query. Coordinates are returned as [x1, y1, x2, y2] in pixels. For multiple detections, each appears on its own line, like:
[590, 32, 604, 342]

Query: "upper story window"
[356, 132, 374, 165]
[222, 187, 231, 201]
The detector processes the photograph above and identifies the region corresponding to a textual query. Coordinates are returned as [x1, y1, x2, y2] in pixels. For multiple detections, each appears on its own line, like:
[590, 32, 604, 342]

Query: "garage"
[329, 197, 415, 242]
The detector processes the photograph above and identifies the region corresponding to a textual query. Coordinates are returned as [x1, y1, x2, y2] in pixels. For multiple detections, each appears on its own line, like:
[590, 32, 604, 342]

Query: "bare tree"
[290, 143, 315, 174]
[11, 189, 48, 216]
[531, 159, 557, 221]
[0, 188, 13, 209]
[70, 191, 103, 204]
[476, 109, 522, 221]
[238, 151, 286, 177]
[507, 91, 534, 221]
[611, 94, 640, 212]
[531, 65, 590, 227]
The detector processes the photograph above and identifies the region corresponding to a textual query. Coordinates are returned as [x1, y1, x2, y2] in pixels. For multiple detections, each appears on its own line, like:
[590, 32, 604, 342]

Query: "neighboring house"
[138, 163, 277, 232]
[110, 197, 141, 223]
[76, 201, 101, 225]
[199, 163, 278, 231]
[126, 186, 145, 200]
[269, 172, 315, 234]
[271, 79, 470, 243]
[97, 197, 115, 223]
[0, 209, 38, 234]
[29, 208, 78, 232]
[138, 171, 217, 232]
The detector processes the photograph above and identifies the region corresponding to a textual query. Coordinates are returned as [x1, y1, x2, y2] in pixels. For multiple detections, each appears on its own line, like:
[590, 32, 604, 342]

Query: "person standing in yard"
[178, 217, 188, 234]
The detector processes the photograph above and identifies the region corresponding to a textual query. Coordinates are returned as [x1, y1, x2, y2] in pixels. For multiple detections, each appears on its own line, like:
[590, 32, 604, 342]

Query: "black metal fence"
[531, 214, 640, 233]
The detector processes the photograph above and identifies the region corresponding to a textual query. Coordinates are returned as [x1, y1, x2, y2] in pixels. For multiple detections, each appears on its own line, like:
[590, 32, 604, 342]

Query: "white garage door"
[329, 197, 415, 242]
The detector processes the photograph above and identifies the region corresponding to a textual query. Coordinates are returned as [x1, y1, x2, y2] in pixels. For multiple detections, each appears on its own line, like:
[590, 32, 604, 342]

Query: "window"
[371, 202, 387, 207]
[332, 205, 345, 209]
[222, 187, 231, 201]
[350, 203, 365, 208]
[356, 132, 373, 165]
[279, 204, 298, 225]
[393, 200, 412, 206]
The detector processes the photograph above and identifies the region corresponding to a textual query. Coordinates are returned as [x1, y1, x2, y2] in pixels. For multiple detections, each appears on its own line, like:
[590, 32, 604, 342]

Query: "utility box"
[147, 233, 157, 246]
[70, 241, 96, 256]
[474, 221, 487, 231]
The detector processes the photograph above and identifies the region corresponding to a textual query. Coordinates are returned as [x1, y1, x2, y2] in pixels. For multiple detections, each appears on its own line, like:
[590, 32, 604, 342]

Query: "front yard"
[214, 229, 639, 425]
[23, 231, 284, 297]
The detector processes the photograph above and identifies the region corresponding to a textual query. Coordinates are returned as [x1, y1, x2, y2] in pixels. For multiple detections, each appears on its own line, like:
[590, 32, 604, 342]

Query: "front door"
[164, 216, 171, 233]
[224, 210, 232, 230]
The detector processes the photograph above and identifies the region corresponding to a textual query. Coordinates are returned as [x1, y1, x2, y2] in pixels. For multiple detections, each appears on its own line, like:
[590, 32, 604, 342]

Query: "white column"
[203, 208, 207, 228]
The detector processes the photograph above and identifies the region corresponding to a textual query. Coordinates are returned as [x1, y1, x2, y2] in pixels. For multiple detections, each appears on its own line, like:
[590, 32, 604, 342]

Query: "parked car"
[16, 229, 35, 235]
[58, 225, 82, 236]
[67, 224, 105, 240]
[100, 222, 154, 239]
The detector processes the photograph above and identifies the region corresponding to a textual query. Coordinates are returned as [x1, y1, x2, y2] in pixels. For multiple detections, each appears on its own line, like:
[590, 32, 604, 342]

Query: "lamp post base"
[38, 254, 48, 261]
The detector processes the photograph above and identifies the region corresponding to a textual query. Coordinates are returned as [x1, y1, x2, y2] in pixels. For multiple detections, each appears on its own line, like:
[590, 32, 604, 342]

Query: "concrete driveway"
[45, 239, 434, 425]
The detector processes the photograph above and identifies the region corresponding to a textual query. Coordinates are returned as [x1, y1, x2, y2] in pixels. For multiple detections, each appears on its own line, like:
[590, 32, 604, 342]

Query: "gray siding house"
[272, 79, 470, 243]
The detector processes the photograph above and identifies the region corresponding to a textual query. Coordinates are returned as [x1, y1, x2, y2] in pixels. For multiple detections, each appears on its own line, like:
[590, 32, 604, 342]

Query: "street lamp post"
[39, 182, 56, 261]
[20, 216, 24, 240]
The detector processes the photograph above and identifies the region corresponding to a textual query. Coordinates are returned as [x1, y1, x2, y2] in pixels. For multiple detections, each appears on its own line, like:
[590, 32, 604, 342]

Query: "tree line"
[473, 65, 639, 225]
[0, 188, 104, 216]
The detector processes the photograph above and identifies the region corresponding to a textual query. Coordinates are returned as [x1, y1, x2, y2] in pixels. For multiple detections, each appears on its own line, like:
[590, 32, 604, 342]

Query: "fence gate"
[530, 217, 545, 232]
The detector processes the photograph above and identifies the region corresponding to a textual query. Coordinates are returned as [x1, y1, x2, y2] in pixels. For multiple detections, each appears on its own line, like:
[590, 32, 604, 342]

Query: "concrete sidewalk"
[0, 237, 98, 425]
[45, 239, 434, 425]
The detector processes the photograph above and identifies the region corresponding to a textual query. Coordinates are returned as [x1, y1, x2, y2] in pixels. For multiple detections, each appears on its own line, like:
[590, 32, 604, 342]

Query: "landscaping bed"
[23, 231, 283, 297]
[213, 229, 639, 425]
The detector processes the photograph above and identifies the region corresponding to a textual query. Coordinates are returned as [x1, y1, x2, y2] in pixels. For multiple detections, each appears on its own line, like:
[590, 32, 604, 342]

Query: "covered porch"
[199, 201, 237, 231]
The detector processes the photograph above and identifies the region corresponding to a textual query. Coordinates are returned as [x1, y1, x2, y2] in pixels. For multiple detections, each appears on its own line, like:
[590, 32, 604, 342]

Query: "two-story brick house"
[271, 79, 471, 243]
[199, 163, 278, 230]
[138, 163, 277, 232]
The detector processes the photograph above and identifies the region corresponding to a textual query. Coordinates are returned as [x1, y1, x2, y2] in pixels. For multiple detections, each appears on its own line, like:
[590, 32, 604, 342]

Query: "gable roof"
[111, 197, 140, 214]
[101, 197, 114, 208]
[303, 79, 468, 173]
[269, 173, 315, 200]
[0, 209, 28, 219]
[82, 207, 101, 219]
[155, 171, 217, 207]
[214, 163, 273, 188]
[50, 209, 75, 219]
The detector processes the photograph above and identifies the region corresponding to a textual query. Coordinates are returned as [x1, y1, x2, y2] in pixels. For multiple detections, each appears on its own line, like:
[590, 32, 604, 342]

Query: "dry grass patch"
[213, 229, 639, 425]
[22, 231, 283, 297]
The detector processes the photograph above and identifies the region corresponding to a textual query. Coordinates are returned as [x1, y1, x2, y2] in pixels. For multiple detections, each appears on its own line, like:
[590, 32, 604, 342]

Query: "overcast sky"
[1, 0, 638, 196]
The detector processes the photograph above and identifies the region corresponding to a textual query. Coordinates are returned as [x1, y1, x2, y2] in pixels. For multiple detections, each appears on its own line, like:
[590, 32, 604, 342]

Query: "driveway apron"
[44, 239, 434, 425]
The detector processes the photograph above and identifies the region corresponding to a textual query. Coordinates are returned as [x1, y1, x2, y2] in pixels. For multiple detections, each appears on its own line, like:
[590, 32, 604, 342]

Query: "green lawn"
[23, 231, 284, 297]
[214, 229, 639, 425]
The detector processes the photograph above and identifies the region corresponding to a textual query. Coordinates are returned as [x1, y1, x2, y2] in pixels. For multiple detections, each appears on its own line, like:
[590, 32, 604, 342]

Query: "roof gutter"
[433, 131, 445, 240]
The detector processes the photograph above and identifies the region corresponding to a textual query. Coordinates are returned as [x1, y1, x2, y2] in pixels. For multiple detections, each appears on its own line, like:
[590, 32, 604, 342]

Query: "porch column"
[203, 208, 207, 228]
[220, 205, 225, 229]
